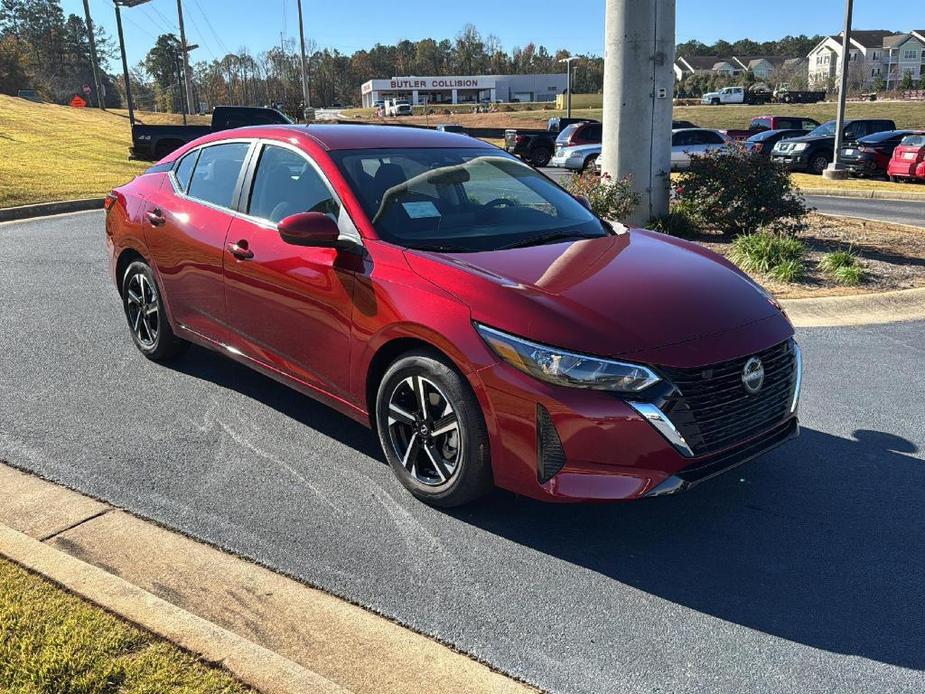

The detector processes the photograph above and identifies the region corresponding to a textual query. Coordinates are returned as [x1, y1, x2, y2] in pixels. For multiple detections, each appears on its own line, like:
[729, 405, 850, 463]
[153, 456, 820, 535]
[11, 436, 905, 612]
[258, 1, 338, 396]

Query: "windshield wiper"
[498, 231, 600, 250]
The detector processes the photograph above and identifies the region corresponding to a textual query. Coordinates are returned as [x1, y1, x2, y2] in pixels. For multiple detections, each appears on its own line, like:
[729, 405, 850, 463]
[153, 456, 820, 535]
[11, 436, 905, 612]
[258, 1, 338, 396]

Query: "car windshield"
[807, 120, 837, 137]
[331, 147, 610, 252]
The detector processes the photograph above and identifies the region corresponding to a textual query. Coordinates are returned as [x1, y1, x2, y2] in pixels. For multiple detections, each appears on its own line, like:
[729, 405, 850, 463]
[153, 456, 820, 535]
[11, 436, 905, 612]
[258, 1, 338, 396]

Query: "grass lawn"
[0, 557, 250, 693]
[791, 172, 924, 194]
[0, 94, 209, 208]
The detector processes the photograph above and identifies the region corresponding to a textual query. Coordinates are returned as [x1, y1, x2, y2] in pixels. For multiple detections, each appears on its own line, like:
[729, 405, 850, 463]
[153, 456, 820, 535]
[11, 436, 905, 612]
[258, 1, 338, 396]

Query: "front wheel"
[121, 261, 188, 361]
[375, 351, 492, 507]
[809, 153, 830, 175]
[529, 147, 552, 167]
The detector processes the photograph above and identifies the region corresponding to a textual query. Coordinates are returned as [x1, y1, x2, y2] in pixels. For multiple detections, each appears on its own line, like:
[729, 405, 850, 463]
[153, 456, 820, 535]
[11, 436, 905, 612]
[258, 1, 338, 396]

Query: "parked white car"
[671, 128, 731, 170]
[550, 143, 601, 171]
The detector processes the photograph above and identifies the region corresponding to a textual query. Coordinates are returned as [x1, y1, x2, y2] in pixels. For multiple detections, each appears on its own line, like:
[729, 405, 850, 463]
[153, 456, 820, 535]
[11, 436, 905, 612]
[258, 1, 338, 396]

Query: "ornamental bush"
[675, 145, 807, 237]
[564, 172, 640, 222]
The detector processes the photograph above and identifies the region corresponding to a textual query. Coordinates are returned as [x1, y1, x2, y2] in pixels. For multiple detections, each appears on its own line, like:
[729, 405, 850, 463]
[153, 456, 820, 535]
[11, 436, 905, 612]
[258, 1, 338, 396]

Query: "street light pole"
[82, 0, 104, 109]
[296, 0, 312, 121]
[824, 0, 854, 180]
[559, 56, 579, 118]
[113, 2, 135, 126]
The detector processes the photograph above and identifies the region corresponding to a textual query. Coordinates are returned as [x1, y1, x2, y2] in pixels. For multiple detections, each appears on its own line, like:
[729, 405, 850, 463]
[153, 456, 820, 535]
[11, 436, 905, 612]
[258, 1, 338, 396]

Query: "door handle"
[227, 241, 254, 260]
[146, 209, 165, 226]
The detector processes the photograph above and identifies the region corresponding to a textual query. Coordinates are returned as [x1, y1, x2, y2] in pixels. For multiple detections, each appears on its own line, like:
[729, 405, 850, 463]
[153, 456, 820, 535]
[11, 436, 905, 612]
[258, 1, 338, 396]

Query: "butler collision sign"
[360, 73, 567, 107]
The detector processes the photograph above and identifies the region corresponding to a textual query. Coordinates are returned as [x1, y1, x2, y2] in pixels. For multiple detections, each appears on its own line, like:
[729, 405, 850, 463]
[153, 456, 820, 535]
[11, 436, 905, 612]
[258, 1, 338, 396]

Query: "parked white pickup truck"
[701, 86, 771, 106]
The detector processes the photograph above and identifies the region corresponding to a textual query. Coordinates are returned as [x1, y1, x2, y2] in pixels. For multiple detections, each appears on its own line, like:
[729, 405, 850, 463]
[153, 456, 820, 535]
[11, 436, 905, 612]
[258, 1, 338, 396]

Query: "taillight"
[515, 135, 527, 144]
[753, 143, 764, 152]
[103, 193, 117, 211]
[858, 146, 876, 153]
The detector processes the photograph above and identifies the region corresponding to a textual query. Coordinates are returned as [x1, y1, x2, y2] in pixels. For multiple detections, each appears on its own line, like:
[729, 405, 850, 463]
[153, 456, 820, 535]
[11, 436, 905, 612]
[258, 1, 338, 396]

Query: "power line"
[183, 6, 217, 60]
[192, 0, 229, 56]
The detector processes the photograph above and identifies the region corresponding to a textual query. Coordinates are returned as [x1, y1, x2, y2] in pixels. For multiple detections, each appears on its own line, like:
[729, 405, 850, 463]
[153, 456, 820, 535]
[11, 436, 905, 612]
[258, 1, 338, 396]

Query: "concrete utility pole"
[559, 56, 580, 118]
[296, 0, 312, 121]
[176, 0, 195, 114]
[824, 0, 854, 180]
[600, 0, 676, 225]
[82, 0, 104, 109]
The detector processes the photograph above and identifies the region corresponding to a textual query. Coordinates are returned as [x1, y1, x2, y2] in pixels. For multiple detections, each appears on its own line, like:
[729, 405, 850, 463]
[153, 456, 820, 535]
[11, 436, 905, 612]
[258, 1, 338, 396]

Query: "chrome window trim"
[627, 401, 695, 458]
[167, 138, 258, 212]
[235, 138, 363, 246]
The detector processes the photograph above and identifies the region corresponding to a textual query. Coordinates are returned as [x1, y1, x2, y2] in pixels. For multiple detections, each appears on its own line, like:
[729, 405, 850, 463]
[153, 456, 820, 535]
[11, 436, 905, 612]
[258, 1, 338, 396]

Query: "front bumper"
[771, 153, 807, 171]
[471, 338, 802, 503]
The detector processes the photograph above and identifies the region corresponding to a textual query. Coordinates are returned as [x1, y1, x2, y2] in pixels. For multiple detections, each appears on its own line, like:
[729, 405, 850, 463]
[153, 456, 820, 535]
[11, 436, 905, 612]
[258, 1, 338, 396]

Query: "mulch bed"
[694, 213, 925, 299]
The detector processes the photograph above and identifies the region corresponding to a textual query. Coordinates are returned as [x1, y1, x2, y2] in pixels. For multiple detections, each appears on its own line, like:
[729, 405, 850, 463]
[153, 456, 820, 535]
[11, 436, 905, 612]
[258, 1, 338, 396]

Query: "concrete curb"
[780, 287, 925, 327]
[0, 198, 104, 222]
[0, 463, 534, 694]
[800, 188, 925, 202]
[0, 523, 349, 694]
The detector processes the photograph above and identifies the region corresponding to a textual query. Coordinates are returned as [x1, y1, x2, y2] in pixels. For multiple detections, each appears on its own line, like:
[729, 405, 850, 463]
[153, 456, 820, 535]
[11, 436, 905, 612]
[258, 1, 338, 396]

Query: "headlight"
[475, 324, 660, 393]
[791, 143, 809, 152]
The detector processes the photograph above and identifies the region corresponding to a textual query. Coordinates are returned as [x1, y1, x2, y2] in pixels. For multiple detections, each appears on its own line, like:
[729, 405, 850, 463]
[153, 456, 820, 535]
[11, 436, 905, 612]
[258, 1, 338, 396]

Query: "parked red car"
[887, 133, 925, 183]
[105, 125, 802, 507]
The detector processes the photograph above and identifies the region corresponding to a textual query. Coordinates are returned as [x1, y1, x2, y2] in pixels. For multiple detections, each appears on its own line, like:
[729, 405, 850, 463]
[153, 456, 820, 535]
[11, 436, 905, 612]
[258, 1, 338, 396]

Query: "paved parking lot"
[2, 211, 924, 693]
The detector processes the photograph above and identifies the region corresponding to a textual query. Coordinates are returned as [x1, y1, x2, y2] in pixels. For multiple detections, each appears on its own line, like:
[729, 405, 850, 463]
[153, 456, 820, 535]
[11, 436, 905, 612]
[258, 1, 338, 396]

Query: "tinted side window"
[248, 145, 340, 224]
[188, 143, 250, 209]
[173, 150, 198, 192]
[584, 124, 603, 141]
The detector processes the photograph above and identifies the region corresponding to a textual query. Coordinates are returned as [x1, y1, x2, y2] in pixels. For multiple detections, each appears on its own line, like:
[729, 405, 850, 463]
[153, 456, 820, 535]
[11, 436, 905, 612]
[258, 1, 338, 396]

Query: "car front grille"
[657, 340, 798, 457]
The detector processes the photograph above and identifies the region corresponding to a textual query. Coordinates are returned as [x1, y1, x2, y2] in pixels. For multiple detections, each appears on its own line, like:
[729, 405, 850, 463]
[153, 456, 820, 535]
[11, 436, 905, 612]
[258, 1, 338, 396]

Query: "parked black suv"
[770, 118, 896, 174]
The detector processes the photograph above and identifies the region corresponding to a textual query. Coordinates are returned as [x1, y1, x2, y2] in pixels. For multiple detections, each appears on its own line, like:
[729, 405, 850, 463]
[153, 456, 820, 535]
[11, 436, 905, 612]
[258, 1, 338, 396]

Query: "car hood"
[403, 230, 791, 367]
[702, 92, 720, 98]
[782, 134, 834, 145]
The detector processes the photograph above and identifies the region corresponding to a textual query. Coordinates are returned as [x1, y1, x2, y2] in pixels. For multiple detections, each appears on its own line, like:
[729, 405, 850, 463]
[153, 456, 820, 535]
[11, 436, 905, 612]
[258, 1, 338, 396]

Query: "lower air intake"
[537, 404, 567, 483]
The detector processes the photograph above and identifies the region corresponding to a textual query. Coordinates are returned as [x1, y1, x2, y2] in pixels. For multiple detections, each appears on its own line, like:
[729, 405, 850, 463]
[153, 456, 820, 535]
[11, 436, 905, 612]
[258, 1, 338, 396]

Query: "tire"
[711, 98, 720, 106]
[809, 152, 830, 175]
[783, 95, 793, 104]
[582, 154, 599, 172]
[529, 147, 552, 168]
[375, 350, 492, 507]
[121, 261, 188, 361]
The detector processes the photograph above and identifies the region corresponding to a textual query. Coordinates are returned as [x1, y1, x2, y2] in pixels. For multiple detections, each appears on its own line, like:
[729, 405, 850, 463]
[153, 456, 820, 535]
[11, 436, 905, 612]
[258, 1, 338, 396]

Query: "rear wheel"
[809, 152, 830, 175]
[529, 147, 552, 168]
[582, 154, 599, 172]
[375, 351, 492, 507]
[121, 261, 188, 361]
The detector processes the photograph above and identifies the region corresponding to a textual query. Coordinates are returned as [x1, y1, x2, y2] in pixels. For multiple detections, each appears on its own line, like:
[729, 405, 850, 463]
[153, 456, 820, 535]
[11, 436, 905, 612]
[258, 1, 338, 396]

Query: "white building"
[807, 29, 925, 89]
[360, 73, 568, 108]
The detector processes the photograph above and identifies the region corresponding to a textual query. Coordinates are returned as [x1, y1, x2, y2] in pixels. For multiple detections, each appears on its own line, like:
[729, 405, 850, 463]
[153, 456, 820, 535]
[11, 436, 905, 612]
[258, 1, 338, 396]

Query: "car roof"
[671, 128, 722, 134]
[210, 124, 492, 151]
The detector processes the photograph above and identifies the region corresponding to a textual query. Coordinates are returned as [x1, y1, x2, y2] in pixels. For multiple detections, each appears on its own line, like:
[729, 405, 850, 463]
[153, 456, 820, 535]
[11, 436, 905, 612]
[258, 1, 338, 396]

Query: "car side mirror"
[277, 212, 340, 248]
[574, 195, 593, 212]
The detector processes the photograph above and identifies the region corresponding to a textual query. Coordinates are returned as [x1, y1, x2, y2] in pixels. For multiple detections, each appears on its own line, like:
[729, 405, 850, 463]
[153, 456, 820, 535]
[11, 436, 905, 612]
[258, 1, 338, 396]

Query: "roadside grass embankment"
[0, 94, 208, 208]
[0, 557, 250, 693]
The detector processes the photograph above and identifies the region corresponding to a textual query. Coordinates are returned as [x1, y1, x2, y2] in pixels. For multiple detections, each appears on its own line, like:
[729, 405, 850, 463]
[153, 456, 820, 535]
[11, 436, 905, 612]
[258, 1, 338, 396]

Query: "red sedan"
[105, 124, 802, 506]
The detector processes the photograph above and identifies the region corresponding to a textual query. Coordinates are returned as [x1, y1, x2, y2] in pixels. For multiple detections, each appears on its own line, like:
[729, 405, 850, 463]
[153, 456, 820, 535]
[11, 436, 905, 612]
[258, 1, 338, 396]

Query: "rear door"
[144, 140, 253, 341]
[221, 142, 359, 399]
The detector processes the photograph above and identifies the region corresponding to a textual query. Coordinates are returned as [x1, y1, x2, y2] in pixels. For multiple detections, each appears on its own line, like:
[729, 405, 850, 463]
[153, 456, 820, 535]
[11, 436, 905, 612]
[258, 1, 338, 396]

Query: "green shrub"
[564, 171, 640, 221]
[729, 230, 805, 281]
[770, 259, 804, 283]
[819, 249, 866, 285]
[649, 202, 701, 238]
[675, 145, 807, 237]
[832, 264, 865, 286]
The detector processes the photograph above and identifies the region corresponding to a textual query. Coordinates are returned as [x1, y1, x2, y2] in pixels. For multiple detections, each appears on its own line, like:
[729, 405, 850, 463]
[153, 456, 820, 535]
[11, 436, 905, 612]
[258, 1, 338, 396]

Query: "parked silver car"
[671, 128, 731, 170]
[550, 143, 601, 171]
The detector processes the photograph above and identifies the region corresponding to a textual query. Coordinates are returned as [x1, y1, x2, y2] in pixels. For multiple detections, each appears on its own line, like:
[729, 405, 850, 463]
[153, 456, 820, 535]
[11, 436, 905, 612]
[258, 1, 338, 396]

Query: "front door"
[144, 141, 252, 340]
[221, 142, 357, 400]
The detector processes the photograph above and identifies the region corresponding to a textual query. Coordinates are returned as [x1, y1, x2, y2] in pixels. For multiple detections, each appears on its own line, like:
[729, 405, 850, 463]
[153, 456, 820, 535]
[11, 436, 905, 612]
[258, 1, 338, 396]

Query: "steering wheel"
[484, 198, 516, 209]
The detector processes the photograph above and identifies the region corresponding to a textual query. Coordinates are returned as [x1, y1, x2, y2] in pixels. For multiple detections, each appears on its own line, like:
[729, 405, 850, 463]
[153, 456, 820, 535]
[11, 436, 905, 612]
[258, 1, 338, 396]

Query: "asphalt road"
[540, 167, 924, 227]
[2, 211, 924, 694]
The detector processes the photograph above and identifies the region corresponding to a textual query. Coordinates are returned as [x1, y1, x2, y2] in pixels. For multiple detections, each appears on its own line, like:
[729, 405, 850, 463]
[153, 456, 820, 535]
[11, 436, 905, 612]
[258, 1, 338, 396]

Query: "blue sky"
[66, 0, 924, 68]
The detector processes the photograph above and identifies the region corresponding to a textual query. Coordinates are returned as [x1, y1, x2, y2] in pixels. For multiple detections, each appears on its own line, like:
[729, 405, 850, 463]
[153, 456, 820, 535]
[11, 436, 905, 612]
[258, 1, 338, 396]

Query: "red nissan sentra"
[105, 124, 802, 507]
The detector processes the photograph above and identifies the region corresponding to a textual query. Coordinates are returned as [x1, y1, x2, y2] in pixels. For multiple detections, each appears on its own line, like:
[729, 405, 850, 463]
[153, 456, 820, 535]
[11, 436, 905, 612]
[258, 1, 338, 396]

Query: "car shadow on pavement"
[166, 345, 382, 459]
[450, 427, 925, 671]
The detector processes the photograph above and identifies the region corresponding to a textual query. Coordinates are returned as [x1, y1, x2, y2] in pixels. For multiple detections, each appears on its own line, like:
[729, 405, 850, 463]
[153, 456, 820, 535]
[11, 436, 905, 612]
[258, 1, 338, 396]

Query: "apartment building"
[808, 29, 925, 89]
